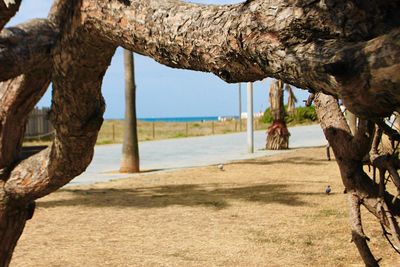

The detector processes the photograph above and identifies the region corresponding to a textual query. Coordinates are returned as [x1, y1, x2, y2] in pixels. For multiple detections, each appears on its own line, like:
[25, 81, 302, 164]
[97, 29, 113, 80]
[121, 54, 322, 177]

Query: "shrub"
[261, 105, 317, 125]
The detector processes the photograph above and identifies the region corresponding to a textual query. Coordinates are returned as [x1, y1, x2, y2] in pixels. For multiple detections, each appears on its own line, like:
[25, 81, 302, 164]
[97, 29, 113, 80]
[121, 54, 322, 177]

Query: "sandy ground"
[10, 147, 400, 266]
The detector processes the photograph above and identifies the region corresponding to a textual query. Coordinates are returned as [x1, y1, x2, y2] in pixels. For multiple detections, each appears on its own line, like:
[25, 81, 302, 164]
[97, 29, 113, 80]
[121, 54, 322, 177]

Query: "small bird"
[218, 164, 224, 171]
[325, 185, 331, 194]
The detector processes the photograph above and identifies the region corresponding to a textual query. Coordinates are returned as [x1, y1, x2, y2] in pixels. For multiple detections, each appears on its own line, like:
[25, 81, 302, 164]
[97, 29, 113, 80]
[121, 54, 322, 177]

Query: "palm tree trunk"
[266, 80, 290, 150]
[120, 49, 140, 173]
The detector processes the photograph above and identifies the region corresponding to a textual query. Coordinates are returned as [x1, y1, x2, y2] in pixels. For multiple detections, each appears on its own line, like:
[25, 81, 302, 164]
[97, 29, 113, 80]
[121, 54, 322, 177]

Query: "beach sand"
[10, 147, 399, 266]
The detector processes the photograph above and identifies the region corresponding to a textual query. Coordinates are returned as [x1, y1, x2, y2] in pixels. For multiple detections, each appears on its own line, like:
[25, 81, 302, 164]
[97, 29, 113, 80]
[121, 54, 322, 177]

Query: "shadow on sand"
[38, 183, 327, 210]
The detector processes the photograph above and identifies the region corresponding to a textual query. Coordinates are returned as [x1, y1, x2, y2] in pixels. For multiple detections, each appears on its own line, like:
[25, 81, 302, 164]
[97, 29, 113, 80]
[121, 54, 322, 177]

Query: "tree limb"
[80, 0, 400, 118]
[0, 19, 58, 81]
[349, 193, 379, 267]
[4, 21, 116, 203]
[0, 0, 21, 30]
[315, 93, 400, 213]
[0, 70, 51, 170]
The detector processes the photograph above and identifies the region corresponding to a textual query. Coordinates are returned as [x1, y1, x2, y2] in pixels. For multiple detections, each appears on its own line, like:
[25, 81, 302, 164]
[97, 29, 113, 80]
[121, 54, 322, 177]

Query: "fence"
[25, 107, 53, 139]
[96, 119, 267, 144]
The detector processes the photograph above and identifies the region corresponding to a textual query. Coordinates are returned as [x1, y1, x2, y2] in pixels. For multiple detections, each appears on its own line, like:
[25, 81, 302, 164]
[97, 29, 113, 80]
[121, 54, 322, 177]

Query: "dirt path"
[11, 147, 399, 266]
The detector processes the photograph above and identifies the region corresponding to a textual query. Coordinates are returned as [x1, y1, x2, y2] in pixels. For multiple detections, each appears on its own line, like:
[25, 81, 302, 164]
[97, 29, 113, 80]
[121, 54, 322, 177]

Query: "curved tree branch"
[315, 92, 400, 265]
[0, 0, 21, 30]
[80, 0, 400, 118]
[0, 19, 58, 81]
[0, 70, 51, 170]
[4, 17, 116, 203]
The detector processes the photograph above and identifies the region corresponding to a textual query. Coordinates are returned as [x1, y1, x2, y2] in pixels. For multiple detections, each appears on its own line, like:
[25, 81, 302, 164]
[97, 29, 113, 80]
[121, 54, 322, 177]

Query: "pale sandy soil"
[10, 147, 400, 266]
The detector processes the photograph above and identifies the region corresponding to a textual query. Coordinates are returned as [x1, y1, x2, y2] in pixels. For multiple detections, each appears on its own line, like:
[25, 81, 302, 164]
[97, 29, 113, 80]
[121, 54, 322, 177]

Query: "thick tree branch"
[315, 92, 400, 264]
[80, 0, 400, 118]
[0, 69, 51, 170]
[4, 24, 116, 203]
[0, 19, 58, 81]
[314, 93, 400, 214]
[0, 0, 21, 30]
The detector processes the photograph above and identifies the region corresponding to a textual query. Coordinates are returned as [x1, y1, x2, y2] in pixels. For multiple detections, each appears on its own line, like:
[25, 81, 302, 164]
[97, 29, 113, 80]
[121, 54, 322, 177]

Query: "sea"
[138, 116, 237, 123]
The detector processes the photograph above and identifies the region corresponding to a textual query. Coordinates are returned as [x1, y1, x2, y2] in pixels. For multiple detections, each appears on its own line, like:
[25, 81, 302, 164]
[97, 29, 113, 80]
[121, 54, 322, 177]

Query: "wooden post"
[235, 120, 238, 132]
[212, 121, 215, 134]
[186, 122, 189, 136]
[152, 122, 155, 139]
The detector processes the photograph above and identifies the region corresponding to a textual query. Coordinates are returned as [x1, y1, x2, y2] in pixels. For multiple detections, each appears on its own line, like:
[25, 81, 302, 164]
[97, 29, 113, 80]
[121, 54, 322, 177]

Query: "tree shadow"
[233, 156, 329, 166]
[38, 183, 322, 210]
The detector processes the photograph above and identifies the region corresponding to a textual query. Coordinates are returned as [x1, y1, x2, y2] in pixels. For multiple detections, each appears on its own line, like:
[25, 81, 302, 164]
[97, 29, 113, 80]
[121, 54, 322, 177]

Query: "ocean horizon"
[138, 116, 238, 123]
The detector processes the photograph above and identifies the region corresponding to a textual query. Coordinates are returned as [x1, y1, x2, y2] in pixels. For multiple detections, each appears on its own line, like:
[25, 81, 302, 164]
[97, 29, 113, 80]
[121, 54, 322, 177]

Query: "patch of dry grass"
[10, 147, 399, 266]
[96, 119, 270, 144]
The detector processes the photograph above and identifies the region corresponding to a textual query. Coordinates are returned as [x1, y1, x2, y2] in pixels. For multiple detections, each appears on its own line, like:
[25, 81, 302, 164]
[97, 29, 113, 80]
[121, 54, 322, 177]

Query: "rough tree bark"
[286, 84, 296, 116]
[0, 0, 399, 265]
[80, 0, 400, 118]
[120, 49, 140, 173]
[315, 93, 400, 266]
[266, 79, 289, 150]
[0, 0, 21, 30]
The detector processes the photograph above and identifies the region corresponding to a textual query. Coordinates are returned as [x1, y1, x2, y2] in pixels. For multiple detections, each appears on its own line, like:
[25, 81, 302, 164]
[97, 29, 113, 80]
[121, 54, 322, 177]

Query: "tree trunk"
[120, 49, 140, 173]
[0, 0, 399, 264]
[286, 84, 296, 116]
[266, 80, 289, 150]
[0, 182, 33, 267]
[314, 93, 400, 265]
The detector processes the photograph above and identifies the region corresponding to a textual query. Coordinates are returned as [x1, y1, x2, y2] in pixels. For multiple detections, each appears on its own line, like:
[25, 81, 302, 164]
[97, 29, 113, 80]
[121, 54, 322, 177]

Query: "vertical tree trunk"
[266, 80, 290, 150]
[286, 84, 296, 116]
[120, 49, 140, 173]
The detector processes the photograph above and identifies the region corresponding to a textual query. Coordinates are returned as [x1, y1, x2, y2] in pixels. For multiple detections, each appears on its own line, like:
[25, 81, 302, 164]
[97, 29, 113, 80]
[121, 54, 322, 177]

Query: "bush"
[261, 105, 317, 125]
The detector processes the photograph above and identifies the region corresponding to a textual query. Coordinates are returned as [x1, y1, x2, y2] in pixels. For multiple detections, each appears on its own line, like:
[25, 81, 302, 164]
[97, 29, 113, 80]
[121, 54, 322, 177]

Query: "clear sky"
[8, 0, 309, 119]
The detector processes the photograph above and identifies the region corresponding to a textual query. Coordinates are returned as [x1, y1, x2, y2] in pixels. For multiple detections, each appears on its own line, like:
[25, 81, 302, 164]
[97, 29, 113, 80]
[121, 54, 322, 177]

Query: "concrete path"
[69, 124, 326, 186]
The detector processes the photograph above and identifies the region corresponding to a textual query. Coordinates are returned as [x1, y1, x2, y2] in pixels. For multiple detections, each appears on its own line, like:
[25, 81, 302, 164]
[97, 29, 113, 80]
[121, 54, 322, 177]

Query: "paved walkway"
[69, 124, 326, 186]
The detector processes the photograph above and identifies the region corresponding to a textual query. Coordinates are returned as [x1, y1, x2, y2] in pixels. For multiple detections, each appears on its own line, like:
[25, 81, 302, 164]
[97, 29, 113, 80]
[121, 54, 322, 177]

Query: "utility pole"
[239, 83, 242, 131]
[247, 82, 254, 153]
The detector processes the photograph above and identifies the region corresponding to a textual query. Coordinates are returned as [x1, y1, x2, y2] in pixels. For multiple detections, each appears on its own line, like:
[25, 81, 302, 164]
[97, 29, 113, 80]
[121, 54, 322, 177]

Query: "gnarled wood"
[0, 70, 51, 169]
[315, 92, 400, 265]
[0, 19, 57, 82]
[0, 0, 399, 265]
[80, 0, 400, 118]
[4, 34, 115, 204]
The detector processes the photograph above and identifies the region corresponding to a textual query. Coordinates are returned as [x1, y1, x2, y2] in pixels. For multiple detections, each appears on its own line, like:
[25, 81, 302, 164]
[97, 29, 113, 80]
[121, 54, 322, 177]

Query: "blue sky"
[8, 0, 309, 119]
